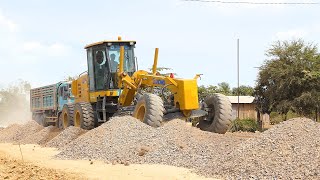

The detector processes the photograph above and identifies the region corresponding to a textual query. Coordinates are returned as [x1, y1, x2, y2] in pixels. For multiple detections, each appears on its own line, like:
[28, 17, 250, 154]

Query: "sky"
[0, 0, 319, 89]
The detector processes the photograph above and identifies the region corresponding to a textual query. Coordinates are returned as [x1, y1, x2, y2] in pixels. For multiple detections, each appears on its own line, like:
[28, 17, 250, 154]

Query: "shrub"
[230, 118, 258, 132]
[270, 111, 300, 125]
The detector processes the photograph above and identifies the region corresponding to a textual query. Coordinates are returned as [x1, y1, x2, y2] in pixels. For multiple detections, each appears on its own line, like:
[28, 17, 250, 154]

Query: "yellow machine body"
[118, 70, 199, 116]
[173, 79, 199, 110]
[61, 37, 231, 134]
[71, 74, 119, 103]
[72, 37, 201, 120]
[71, 74, 89, 103]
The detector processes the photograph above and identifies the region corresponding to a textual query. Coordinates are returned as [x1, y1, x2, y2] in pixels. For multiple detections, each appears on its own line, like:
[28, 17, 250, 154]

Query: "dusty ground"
[0, 149, 80, 180]
[1, 117, 318, 179]
[0, 143, 212, 180]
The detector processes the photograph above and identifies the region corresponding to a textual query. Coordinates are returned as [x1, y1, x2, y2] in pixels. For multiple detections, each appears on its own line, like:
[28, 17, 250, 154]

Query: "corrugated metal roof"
[227, 96, 255, 104]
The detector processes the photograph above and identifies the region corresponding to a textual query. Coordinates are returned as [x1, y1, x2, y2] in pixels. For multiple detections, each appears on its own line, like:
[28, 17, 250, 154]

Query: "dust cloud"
[0, 80, 32, 127]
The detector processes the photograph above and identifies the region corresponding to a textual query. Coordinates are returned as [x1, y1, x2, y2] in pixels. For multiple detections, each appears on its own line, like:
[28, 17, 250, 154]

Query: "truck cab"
[57, 82, 74, 111]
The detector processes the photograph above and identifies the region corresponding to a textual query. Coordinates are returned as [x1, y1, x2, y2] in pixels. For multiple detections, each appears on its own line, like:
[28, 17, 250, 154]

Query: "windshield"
[107, 44, 135, 73]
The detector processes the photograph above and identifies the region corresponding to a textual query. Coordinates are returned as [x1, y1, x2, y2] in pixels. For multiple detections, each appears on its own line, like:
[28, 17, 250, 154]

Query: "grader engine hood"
[172, 79, 199, 110]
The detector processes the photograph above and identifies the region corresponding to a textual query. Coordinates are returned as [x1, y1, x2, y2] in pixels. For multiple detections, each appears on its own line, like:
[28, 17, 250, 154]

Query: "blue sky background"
[0, 0, 319, 89]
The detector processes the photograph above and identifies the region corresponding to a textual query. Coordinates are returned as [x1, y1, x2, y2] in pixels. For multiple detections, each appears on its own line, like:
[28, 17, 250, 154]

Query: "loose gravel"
[0, 121, 43, 143]
[1, 116, 319, 179]
[56, 116, 252, 175]
[210, 117, 320, 179]
[19, 126, 60, 145]
[46, 126, 86, 149]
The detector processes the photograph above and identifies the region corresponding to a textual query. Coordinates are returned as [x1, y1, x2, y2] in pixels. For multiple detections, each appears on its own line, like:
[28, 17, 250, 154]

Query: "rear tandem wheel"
[73, 102, 95, 130]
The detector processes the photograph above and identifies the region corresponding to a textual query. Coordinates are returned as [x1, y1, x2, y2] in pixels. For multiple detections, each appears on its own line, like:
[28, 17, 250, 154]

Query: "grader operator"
[60, 37, 232, 134]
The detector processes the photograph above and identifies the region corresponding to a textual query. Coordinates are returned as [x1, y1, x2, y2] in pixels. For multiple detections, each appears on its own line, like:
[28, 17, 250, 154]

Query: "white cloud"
[48, 43, 69, 56]
[180, 0, 316, 15]
[272, 23, 320, 41]
[22, 41, 43, 51]
[0, 11, 70, 64]
[22, 41, 69, 56]
[0, 12, 18, 32]
[274, 29, 308, 40]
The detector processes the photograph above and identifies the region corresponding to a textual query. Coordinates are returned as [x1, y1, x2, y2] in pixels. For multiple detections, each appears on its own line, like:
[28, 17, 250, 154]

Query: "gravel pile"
[56, 116, 158, 163]
[19, 126, 60, 145]
[210, 117, 320, 179]
[0, 127, 4, 133]
[2, 116, 318, 179]
[56, 116, 248, 172]
[46, 126, 86, 149]
[0, 121, 43, 143]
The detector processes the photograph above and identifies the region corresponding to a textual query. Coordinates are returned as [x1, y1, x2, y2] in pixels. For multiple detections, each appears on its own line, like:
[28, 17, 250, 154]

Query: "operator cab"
[85, 38, 136, 91]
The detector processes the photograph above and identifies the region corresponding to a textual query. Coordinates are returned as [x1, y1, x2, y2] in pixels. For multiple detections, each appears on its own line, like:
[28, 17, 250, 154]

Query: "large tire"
[73, 102, 95, 130]
[133, 93, 164, 127]
[41, 114, 49, 127]
[61, 104, 74, 129]
[34, 113, 48, 127]
[198, 93, 232, 134]
[58, 113, 63, 129]
[33, 114, 42, 125]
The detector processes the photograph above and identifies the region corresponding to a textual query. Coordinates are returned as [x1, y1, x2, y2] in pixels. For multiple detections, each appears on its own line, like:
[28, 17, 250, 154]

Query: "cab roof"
[84, 40, 136, 49]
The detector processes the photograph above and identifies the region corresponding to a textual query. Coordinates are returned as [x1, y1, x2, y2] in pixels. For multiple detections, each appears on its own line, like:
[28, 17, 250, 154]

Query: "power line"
[183, 0, 320, 5]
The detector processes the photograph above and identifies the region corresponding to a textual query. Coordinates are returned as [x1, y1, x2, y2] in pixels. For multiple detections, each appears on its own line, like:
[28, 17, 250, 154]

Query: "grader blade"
[163, 109, 208, 121]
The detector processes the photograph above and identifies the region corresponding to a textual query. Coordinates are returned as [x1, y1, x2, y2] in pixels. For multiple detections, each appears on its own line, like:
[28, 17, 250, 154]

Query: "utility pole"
[237, 39, 240, 119]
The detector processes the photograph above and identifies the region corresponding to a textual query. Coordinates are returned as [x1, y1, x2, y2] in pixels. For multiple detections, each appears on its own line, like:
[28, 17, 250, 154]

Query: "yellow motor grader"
[60, 37, 232, 134]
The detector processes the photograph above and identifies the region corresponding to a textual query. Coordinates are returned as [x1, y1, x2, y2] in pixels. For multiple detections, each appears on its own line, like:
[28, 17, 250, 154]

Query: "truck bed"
[30, 84, 57, 112]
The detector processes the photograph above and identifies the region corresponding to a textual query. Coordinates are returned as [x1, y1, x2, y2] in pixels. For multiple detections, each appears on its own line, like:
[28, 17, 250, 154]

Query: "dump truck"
[57, 37, 233, 134]
[30, 82, 74, 127]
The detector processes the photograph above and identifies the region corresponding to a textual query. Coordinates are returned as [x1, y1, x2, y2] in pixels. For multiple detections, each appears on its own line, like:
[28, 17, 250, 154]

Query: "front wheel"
[61, 104, 74, 129]
[133, 93, 164, 127]
[198, 93, 232, 134]
[73, 102, 95, 130]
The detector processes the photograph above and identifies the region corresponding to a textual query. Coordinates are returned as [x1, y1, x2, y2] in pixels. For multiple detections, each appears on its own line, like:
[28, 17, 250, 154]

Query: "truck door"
[57, 84, 72, 111]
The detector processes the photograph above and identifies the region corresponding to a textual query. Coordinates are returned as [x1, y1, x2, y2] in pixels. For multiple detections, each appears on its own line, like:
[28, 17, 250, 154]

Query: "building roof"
[227, 96, 255, 104]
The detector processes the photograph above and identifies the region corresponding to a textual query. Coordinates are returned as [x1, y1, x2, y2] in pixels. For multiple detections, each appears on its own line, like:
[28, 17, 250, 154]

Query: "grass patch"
[230, 118, 258, 132]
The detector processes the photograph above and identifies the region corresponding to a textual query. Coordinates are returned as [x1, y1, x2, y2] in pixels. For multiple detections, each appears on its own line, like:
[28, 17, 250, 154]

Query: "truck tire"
[41, 114, 49, 127]
[33, 114, 42, 125]
[34, 113, 48, 127]
[133, 93, 164, 127]
[61, 104, 74, 129]
[73, 102, 95, 130]
[58, 113, 63, 129]
[198, 93, 232, 134]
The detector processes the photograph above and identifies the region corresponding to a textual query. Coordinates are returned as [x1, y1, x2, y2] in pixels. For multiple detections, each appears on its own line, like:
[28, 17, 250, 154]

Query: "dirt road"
[0, 149, 80, 180]
[0, 143, 212, 180]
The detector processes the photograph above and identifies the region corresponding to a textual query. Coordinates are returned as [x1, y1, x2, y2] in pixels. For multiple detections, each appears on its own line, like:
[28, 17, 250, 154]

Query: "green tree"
[232, 85, 254, 96]
[64, 75, 78, 81]
[217, 82, 231, 95]
[198, 85, 218, 100]
[255, 39, 320, 120]
[148, 67, 176, 76]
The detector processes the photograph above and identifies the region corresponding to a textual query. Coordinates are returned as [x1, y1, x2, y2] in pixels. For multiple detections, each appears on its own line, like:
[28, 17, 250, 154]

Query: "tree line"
[198, 83, 254, 100]
[199, 39, 319, 121]
[255, 39, 320, 121]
